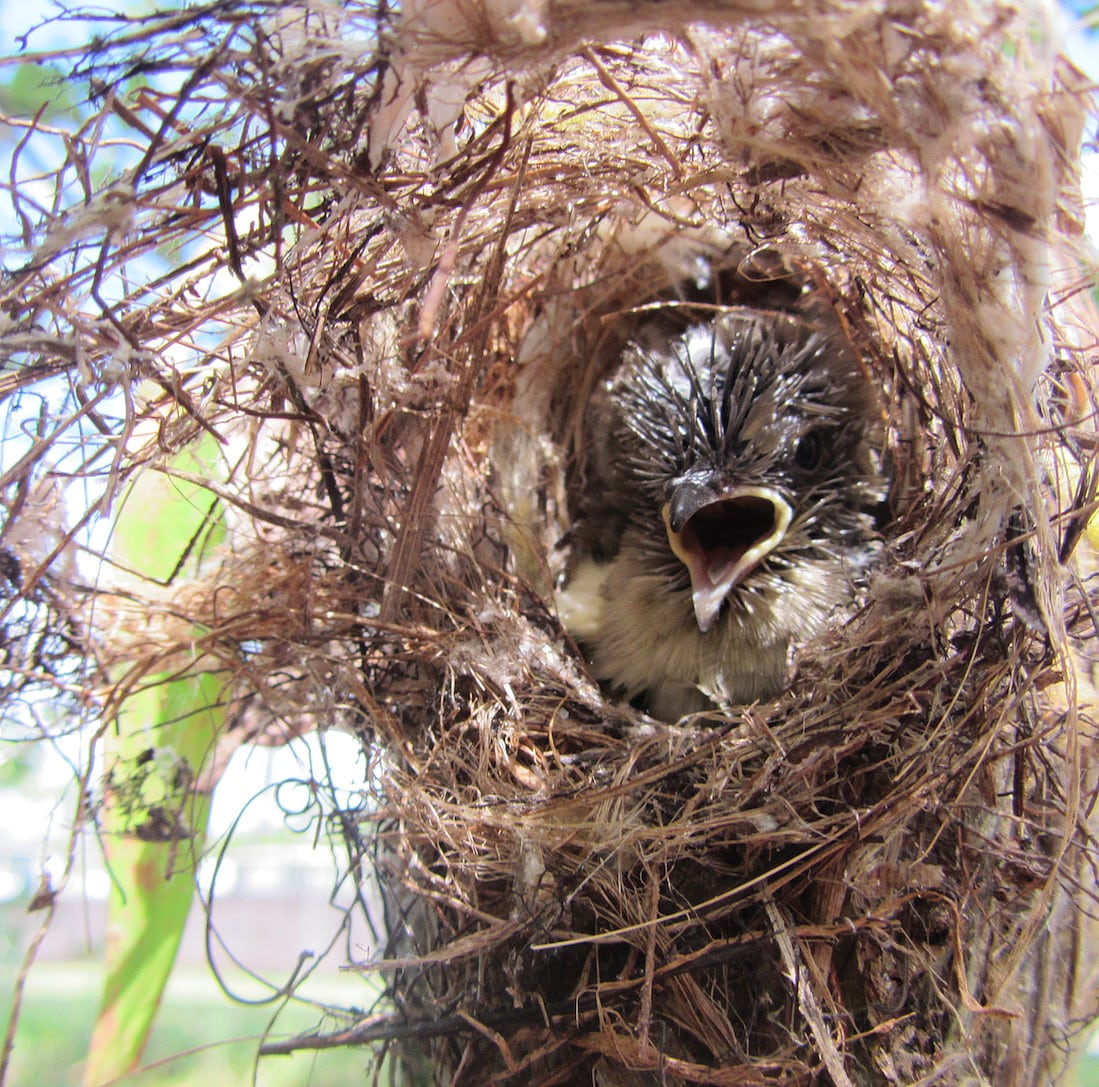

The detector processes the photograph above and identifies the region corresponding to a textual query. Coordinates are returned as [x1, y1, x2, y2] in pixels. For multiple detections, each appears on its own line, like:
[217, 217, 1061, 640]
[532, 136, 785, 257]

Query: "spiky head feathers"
[610, 313, 875, 506]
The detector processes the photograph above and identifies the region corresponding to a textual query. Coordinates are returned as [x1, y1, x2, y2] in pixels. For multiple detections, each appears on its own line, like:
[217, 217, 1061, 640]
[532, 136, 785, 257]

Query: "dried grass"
[3, 0, 1099, 1083]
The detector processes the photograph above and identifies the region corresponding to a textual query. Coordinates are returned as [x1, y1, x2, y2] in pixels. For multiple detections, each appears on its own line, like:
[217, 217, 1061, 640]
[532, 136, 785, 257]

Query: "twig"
[765, 896, 855, 1087]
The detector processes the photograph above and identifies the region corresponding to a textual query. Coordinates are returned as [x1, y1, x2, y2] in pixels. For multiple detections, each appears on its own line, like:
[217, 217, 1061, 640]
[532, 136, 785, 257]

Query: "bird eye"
[794, 429, 827, 473]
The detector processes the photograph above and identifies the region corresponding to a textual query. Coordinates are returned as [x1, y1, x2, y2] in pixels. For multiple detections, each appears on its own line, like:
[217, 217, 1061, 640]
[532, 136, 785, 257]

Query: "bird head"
[605, 311, 881, 634]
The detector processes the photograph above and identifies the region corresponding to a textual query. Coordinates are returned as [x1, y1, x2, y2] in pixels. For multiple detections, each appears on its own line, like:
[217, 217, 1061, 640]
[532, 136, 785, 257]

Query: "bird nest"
[3, 1, 1099, 1084]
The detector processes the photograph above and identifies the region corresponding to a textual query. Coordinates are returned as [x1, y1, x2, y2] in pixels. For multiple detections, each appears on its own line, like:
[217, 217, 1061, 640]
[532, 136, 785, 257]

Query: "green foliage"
[111, 441, 225, 583]
[85, 672, 225, 1086]
[84, 441, 229, 1086]
[1075, 1045, 1099, 1087]
[0, 62, 78, 121]
[0, 750, 36, 789]
[2, 966, 373, 1086]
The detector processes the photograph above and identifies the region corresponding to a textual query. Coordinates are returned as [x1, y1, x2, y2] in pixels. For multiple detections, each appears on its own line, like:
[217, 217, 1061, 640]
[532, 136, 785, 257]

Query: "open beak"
[662, 482, 793, 633]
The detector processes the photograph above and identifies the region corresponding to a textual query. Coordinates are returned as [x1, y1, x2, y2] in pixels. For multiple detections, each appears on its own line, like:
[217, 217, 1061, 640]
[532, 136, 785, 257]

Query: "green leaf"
[0, 62, 78, 121]
[83, 442, 228, 1086]
[0, 748, 35, 788]
[111, 438, 225, 584]
[84, 671, 225, 1087]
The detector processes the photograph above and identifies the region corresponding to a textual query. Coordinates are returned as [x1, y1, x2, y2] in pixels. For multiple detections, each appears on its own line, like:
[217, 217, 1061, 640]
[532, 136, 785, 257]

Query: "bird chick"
[559, 311, 882, 721]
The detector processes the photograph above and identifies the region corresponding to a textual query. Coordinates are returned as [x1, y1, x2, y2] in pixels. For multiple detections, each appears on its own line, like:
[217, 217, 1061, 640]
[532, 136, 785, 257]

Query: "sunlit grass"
[2, 961, 379, 1087]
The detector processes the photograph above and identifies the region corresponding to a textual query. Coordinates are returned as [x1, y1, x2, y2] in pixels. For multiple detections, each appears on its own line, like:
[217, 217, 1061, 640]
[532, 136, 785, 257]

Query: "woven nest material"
[3, 1, 1099, 1084]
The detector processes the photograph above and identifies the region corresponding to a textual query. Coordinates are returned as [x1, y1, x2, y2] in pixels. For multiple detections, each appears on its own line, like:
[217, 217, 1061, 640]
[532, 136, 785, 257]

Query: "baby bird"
[559, 311, 882, 721]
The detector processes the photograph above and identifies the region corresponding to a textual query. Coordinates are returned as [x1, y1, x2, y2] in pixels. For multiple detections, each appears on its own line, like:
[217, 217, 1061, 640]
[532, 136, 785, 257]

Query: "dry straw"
[3, 0, 1099, 1083]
